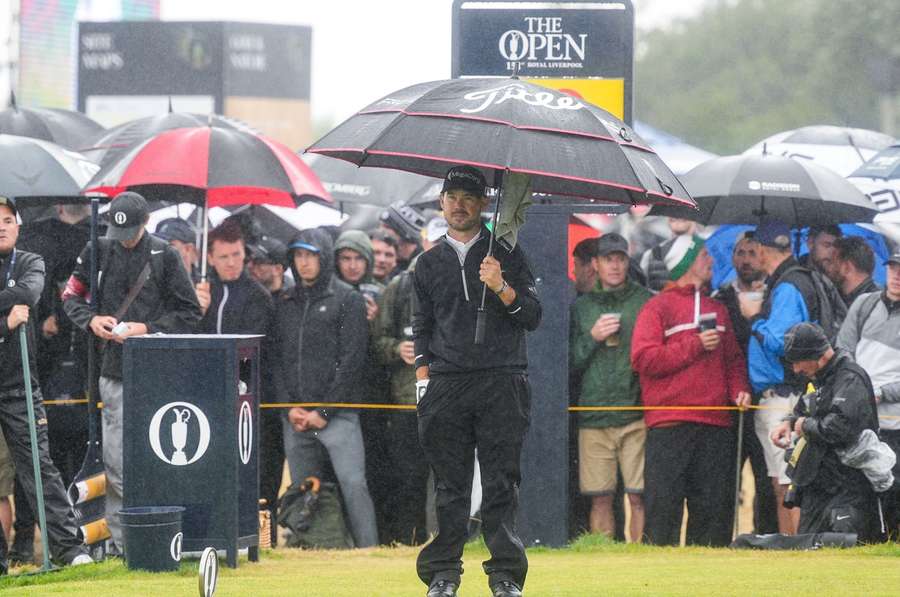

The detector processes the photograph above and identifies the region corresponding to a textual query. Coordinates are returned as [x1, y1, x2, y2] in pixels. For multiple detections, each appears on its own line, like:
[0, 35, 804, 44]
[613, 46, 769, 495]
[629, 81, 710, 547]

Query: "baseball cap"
[885, 251, 900, 267]
[248, 235, 288, 265]
[754, 220, 792, 249]
[783, 322, 831, 363]
[287, 239, 320, 254]
[441, 165, 487, 197]
[106, 192, 149, 241]
[596, 233, 629, 257]
[155, 217, 196, 244]
[0, 196, 17, 217]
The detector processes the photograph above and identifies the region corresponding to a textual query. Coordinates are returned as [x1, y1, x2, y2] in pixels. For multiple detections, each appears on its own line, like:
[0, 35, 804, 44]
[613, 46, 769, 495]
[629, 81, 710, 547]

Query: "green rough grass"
[2, 540, 900, 596]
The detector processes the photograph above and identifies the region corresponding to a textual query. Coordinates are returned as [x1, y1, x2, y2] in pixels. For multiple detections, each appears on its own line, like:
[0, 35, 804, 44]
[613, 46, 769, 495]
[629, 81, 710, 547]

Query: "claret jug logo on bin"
[149, 401, 212, 466]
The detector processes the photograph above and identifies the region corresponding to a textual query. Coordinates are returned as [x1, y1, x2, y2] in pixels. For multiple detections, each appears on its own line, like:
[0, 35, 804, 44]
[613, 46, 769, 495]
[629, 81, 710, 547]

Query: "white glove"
[415, 379, 429, 405]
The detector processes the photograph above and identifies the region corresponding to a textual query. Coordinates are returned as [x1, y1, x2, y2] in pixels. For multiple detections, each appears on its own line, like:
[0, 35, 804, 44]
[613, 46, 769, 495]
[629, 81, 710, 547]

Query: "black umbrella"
[0, 92, 104, 151]
[81, 109, 254, 168]
[648, 153, 878, 226]
[308, 77, 693, 342]
[303, 153, 436, 208]
[0, 134, 99, 221]
[307, 78, 691, 207]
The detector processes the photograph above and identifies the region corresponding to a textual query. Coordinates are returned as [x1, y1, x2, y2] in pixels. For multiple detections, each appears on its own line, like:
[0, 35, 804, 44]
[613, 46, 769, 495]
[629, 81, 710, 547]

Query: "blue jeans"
[282, 412, 378, 547]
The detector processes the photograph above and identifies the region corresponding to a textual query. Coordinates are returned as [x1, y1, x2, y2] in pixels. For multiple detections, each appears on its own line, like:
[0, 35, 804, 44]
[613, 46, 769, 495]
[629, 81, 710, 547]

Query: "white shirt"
[444, 232, 482, 267]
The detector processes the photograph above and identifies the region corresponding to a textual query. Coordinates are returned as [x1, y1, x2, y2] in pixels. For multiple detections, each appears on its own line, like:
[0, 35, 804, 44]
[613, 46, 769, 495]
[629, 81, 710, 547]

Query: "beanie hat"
[665, 234, 705, 280]
[783, 322, 831, 363]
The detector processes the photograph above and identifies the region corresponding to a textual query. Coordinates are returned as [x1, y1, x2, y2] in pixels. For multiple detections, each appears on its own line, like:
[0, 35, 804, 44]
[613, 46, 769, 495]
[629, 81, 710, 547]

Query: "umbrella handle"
[474, 171, 505, 345]
[200, 203, 209, 282]
[19, 325, 52, 571]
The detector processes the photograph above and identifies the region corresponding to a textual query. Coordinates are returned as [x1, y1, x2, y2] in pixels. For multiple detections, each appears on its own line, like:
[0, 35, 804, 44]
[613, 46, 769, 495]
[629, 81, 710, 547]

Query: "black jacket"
[713, 283, 752, 353]
[63, 233, 202, 380]
[197, 269, 273, 336]
[0, 249, 44, 393]
[790, 350, 879, 491]
[843, 277, 880, 309]
[413, 228, 541, 375]
[271, 228, 368, 417]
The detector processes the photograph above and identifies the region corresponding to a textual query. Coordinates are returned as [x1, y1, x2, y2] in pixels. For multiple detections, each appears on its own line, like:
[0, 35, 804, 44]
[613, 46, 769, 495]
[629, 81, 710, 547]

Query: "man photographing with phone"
[63, 191, 201, 555]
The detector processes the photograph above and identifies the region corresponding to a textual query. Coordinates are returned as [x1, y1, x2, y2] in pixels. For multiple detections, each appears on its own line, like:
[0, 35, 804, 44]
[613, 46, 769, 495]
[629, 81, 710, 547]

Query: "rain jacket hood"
[288, 228, 334, 295]
[334, 230, 375, 282]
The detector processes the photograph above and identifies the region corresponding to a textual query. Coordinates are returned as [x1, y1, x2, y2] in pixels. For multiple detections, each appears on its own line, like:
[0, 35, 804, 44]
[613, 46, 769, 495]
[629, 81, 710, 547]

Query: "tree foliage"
[635, 0, 900, 154]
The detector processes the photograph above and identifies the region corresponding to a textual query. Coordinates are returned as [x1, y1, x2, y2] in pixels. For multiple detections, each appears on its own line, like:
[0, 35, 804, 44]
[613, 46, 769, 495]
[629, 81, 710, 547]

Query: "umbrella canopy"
[306, 78, 693, 208]
[744, 125, 896, 177]
[81, 112, 254, 168]
[85, 126, 331, 208]
[849, 144, 900, 180]
[0, 134, 99, 219]
[303, 153, 436, 207]
[648, 153, 879, 226]
[0, 93, 104, 151]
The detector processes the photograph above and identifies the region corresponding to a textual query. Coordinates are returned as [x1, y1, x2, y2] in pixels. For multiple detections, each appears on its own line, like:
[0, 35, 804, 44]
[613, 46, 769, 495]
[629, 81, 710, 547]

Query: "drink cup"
[698, 313, 718, 332]
[604, 313, 622, 347]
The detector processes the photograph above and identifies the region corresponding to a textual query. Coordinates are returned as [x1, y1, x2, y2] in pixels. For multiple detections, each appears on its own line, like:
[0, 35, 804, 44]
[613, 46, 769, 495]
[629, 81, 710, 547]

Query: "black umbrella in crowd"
[308, 76, 693, 341]
[0, 92, 105, 151]
[303, 152, 437, 208]
[648, 153, 879, 226]
[81, 108, 254, 168]
[0, 134, 99, 221]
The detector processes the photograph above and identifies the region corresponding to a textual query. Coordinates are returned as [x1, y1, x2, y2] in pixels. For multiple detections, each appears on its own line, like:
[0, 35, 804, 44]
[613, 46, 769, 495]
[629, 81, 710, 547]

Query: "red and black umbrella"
[85, 126, 331, 278]
[86, 126, 330, 208]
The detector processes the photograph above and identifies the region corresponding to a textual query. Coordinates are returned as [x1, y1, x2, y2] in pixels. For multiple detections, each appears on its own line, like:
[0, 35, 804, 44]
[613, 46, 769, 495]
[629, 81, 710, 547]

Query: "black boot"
[426, 579, 459, 597]
[491, 580, 523, 597]
[8, 531, 35, 566]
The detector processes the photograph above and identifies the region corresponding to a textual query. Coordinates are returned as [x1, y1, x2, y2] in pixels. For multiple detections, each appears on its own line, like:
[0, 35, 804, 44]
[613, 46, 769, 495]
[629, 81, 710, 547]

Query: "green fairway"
[3, 537, 899, 596]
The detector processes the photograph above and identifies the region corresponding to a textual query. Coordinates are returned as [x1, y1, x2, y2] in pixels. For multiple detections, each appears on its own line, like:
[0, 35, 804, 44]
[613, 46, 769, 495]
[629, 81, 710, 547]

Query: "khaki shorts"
[755, 391, 799, 486]
[579, 418, 646, 495]
[0, 427, 14, 497]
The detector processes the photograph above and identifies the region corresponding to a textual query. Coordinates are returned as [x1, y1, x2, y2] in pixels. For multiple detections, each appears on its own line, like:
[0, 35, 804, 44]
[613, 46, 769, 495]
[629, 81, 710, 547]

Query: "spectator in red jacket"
[631, 234, 751, 546]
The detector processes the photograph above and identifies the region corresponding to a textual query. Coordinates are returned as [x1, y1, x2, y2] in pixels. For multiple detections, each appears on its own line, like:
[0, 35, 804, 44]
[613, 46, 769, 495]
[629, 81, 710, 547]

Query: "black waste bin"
[123, 334, 261, 568]
[120, 506, 185, 572]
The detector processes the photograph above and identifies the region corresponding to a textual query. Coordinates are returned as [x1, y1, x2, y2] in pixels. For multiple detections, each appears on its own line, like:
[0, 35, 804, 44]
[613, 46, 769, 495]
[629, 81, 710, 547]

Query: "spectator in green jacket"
[570, 233, 653, 542]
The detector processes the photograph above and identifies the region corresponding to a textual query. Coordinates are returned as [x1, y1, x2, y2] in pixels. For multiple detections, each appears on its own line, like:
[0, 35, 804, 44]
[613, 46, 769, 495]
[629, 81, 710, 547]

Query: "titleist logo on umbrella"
[460, 83, 584, 114]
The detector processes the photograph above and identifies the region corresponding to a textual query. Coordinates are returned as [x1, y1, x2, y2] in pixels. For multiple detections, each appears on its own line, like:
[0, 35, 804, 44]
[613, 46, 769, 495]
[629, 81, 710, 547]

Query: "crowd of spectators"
[2, 193, 900, 560]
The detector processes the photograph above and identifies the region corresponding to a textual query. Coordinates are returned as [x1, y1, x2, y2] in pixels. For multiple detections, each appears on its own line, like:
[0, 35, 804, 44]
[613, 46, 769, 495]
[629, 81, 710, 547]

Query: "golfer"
[413, 166, 541, 597]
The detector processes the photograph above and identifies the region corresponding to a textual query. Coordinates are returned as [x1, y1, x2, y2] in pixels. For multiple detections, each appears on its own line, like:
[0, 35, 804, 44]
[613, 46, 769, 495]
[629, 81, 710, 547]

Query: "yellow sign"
[525, 78, 625, 120]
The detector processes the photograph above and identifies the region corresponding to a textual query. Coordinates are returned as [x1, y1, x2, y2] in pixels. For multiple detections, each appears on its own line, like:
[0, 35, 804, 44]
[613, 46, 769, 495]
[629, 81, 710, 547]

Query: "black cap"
[441, 165, 487, 197]
[754, 220, 792, 249]
[106, 192, 149, 241]
[886, 251, 900, 267]
[783, 322, 831, 363]
[248, 235, 288, 265]
[155, 217, 196, 244]
[596, 233, 629, 257]
[0, 196, 16, 217]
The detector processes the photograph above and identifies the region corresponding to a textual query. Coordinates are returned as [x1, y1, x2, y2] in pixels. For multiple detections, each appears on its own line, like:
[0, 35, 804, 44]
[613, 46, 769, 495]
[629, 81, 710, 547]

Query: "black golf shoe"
[426, 579, 459, 597]
[491, 580, 523, 597]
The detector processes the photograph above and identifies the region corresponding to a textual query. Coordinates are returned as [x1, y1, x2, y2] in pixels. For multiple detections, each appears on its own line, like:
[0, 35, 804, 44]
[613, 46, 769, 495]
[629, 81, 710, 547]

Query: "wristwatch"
[495, 280, 508, 295]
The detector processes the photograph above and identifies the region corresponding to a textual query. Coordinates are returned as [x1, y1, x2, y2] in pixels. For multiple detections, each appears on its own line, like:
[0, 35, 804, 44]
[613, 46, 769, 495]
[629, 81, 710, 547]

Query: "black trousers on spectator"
[417, 372, 530, 589]
[259, 408, 284, 546]
[879, 429, 900, 540]
[738, 413, 779, 534]
[385, 411, 430, 545]
[13, 403, 88, 548]
[644, 423, 736, 547]
[0, 390, 85, 571]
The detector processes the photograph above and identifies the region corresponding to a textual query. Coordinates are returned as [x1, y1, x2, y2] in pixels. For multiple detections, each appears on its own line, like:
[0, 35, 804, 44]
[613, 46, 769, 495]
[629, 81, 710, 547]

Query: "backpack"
[277, 477, 354, 549]
[783, 265, 847, 343]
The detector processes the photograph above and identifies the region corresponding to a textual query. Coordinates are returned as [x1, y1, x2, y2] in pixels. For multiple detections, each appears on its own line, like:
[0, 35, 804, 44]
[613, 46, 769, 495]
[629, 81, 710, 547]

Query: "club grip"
[475, 309, 487, 345]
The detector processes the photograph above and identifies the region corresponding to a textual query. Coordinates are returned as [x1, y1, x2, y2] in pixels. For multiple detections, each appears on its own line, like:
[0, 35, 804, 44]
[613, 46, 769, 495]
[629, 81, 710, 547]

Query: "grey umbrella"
[302, 153, 436, 208]
[648, 153, 878, 226]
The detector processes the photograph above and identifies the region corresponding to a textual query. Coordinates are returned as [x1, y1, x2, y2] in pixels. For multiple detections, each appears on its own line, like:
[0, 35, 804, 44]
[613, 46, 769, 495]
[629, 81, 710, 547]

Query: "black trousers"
[385, 411, 429, 545]
[259, 408, 285, 546]
[0, 390, 85, 571]
[738, 413, 779, 534]
[13, 403, 88, 546]
[879, 429, 900, 540]
[797, 467, 881, 543]
[417, 372, 530, 589]
[644, 423, 736, 547]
